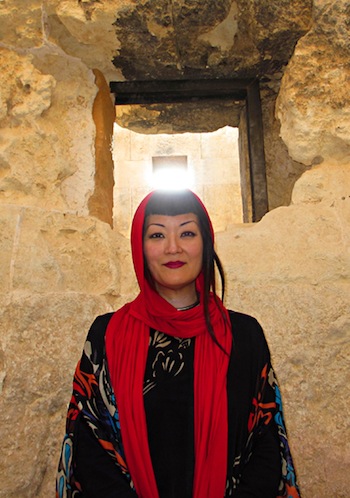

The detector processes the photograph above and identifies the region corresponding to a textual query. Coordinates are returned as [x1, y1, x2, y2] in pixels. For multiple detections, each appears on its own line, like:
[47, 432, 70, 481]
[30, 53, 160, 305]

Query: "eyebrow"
[146, 220, 198, 229]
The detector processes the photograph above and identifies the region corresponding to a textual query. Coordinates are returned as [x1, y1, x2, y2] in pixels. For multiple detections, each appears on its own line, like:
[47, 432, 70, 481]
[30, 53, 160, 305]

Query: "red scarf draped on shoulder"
[106, 190, 232, 498]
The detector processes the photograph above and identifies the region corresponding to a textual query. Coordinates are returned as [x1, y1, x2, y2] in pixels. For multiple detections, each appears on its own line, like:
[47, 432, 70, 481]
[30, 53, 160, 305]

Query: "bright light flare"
[151, 166, 193, 190]
[147, 156, 193, 190]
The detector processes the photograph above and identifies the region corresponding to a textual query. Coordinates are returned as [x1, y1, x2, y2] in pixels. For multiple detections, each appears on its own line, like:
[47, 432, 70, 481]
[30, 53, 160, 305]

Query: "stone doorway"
[112, 124, 242, 236]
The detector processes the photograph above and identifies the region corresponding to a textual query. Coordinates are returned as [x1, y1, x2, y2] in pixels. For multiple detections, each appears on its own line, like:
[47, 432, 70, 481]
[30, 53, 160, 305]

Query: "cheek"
[143, 243, 159, 269]
[193, 245, 204, 269]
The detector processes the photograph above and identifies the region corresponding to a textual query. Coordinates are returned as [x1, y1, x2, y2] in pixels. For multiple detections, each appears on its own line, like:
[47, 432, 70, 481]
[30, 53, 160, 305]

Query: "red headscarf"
[105, 190, 232, 498]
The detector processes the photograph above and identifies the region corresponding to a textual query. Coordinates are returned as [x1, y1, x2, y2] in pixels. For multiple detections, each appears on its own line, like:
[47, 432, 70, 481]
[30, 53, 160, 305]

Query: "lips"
[164, 261, 185, 269]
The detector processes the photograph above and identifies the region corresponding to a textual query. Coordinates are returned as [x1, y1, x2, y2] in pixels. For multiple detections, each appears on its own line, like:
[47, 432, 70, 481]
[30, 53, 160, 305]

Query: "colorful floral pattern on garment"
[56, 339, 133, 497]
[271, 371, 301, 498]
[226, 362, 301, 497]
[57, 319, 301, 498]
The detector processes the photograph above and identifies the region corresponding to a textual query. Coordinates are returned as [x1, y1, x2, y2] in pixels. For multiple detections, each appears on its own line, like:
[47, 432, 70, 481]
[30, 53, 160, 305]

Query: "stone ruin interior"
[0, 1, 349, 496]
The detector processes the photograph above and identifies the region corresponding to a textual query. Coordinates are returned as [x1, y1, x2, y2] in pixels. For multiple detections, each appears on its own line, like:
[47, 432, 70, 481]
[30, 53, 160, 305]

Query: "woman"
[56, 189, 301, 498]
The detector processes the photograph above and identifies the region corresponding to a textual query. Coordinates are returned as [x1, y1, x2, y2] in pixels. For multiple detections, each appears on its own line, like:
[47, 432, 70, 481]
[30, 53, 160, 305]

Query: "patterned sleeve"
[269, 368, 301, 498]
[227, 312, 301, 498]
[56, 314, 134, 498]
[242, 361, 301, 497]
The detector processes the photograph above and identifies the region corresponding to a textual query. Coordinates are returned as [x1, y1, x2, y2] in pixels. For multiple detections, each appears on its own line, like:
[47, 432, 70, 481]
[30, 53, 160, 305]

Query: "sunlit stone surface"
[0, 1, 349, 496]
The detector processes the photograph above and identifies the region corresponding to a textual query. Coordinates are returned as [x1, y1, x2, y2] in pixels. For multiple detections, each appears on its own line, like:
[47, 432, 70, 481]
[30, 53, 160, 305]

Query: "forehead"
[144, 212, 199, 229]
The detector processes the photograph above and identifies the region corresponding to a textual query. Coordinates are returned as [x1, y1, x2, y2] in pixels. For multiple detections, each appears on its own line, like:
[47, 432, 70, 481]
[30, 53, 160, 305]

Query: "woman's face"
[143, 212, 203, 306]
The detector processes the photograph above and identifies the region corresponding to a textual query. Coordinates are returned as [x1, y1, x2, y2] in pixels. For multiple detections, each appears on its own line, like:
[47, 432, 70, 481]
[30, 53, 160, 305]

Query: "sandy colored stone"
[216, 163, 350, 497]
[203, 183, 243, 229]
[0, 47, 97, 214]
[0, 204, 132, 497]
[276, 1, 350, 165]
[47, 0, 124, 81]
[1, 205, 131, 296]
[0, 0, 350, 497]
[0, 0, 44, 49]
[261, 87, 309, 210]
[0, 49, 55, 126]
[223, 282, 349, 497]
[0, 292, 119, 498]
[292, 162, 350, 207]
[0, 205, 21, 293]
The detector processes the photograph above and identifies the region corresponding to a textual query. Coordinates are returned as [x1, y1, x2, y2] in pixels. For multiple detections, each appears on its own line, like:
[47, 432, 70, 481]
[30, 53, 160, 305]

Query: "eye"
[148, 232, 164, 239]
[181, 231, 196, 237]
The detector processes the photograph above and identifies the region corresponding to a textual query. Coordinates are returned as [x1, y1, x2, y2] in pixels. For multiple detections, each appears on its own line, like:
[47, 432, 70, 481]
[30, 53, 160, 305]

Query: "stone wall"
[0, 5, 133, 496]
[0, 1, 349, 497]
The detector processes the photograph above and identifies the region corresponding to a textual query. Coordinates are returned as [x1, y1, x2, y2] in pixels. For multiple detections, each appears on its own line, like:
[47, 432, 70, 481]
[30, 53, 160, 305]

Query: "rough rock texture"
[0, 206, 133, 497]
[276, 2, 350, 165]
[0, 47, 97, 214]
[113, 0, 312, 79]
[261, 87, 309, 209]
[115, 100, 244, 134]
[46, 0, 125, 82]
[88, 69, 116, 226]
[0, 0, 349, 497]
[217, 163, 350, 496]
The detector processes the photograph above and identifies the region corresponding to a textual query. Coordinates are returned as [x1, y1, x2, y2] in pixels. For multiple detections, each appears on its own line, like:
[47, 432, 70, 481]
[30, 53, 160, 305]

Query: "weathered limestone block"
[0, 293, 117, 498]
[46, 0, 123, 81]
[0, 205, 130, 296]
[226, 282, 349, 497]
[276, 1, 350, 165]
[220, 206, 349, 297]
[0, 0, 313, 90]
[261, 87, 309, 209]
[0, 206, 20, 293]
[292, 161, 350, 207]
[0, 205, 133, 497]
[0, 47, 97, 214]
[217, 162, 350, 497]
[313, 0, 350, 53]
[0, 0, 43, 48]
[0, 48, 55, 125]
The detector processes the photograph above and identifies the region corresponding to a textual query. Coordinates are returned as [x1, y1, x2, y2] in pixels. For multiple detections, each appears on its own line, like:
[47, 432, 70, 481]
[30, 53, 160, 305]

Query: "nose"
[165, 234, 182, 254]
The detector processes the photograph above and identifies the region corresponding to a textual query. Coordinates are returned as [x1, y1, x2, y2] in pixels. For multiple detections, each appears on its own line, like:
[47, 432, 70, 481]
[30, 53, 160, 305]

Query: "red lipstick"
[164, 261, 185, 269]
